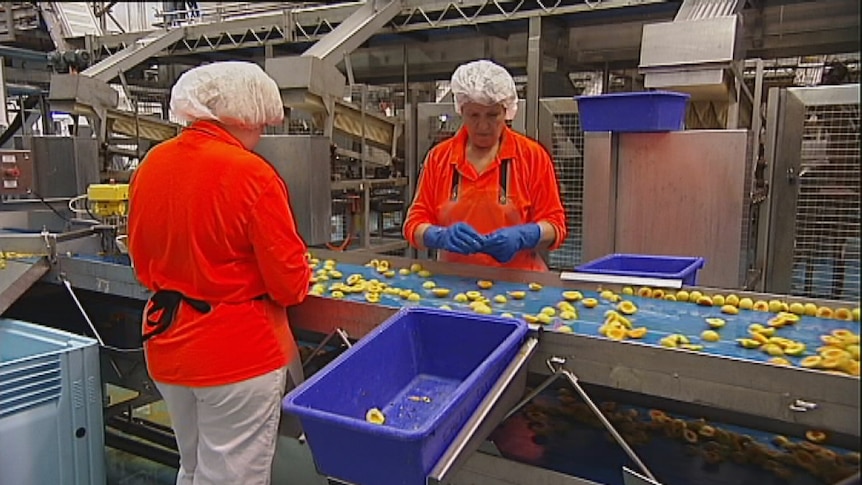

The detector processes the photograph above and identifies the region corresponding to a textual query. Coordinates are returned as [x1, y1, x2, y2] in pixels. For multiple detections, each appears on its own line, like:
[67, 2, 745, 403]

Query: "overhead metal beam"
[82, 28, 185, 82]
[302, 0, 403, 65]
[88, 0, 670, 53]
[75, 0, 857, 88]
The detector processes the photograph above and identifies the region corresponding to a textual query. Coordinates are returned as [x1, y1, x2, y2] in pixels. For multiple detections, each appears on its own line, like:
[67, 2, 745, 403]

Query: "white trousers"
[156, 366, 293, 485]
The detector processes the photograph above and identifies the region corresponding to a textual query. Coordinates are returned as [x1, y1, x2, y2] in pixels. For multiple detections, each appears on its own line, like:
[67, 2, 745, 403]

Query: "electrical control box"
[0, 150, 34, 196]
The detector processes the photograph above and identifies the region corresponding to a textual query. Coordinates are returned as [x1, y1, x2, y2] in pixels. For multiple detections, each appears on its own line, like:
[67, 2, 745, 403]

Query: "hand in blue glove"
[482, 223, 542, 263]
[423, 222, 486, 255]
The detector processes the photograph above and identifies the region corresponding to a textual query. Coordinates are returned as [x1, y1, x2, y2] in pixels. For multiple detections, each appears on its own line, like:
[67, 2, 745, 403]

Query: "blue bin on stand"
[283, 307, 528, 485]
[576, 253, 706, 286]
[575, 91, 690, 132]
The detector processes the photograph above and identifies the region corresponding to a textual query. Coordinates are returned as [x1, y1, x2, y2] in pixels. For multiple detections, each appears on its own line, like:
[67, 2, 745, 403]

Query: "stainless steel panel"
[613, 130, 749, 288]
[55, 256, 151, 301]
[29, 136, 100, 198]
[639, 16, 740, 68]
[525, 16, 543, 140]
[534, 331, 860, 439]
[0, 258, 49, 315]
[763, 90, 806, 295]
[582, 132, 615, 265]
[754, 88, 782, 292]
[254, 135, 332, 247]
[265, 56, 347, 105]
[47, 74, 119, 117]
[788, 84, 860, 107]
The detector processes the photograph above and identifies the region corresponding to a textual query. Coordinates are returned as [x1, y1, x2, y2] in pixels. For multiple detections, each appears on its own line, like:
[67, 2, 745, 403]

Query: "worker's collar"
[449, 125, 517, 165]
[182, 120, 246, 150]
[449, 125, 517, 179]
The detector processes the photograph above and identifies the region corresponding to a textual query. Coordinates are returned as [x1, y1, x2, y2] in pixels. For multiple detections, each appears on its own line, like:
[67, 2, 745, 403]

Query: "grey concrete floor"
[106, 435, 330, 485]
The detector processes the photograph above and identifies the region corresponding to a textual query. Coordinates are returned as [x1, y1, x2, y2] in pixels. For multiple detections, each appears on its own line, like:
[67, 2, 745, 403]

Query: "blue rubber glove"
[482, 223, 542, 263]
[423, 222, 486, 255]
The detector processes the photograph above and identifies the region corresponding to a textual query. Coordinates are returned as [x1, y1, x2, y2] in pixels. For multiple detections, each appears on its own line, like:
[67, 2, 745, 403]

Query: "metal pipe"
[559, 367, 658, 483]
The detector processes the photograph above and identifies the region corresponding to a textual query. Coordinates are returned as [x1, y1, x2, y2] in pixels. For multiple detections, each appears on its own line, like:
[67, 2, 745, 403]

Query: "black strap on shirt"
[450, 158, 510, 204]
[142, 290, 211, 342]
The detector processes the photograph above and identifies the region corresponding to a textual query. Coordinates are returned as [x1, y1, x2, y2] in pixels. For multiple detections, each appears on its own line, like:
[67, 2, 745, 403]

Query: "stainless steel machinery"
[582, 129, 753, 289]
[757, 84, 860, 301]
[254, 135, 333, 247]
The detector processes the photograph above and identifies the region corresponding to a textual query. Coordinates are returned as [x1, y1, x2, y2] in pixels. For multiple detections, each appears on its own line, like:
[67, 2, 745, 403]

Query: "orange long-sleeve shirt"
[403, 126, 567, 266]
[128, 121, 310, 387]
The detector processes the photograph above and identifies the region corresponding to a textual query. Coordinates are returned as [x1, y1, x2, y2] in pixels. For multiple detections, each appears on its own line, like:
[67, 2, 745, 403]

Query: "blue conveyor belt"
[315, 261, 859, 370]
[74, 254, 858, 371]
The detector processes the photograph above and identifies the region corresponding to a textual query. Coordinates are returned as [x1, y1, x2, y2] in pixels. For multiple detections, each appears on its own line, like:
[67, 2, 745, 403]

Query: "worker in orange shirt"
[403, 60, 567, 271]
[127, 61, 310, 485]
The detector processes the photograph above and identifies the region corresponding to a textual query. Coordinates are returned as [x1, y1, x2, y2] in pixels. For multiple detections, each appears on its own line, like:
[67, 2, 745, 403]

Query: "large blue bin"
[575, 91, 690, 132]
[283, 307, 527, 485]
[576, 253, 706, 286]
[0, 319, 104, 485]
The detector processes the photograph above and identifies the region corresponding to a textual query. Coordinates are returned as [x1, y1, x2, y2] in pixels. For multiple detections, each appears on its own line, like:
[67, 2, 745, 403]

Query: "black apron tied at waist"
[142, 290, 212, 342]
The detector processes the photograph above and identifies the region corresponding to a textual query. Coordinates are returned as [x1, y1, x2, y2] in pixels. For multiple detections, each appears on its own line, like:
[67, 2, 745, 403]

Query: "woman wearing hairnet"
[404, 60, 567, 271]
[127, 61, 310, 485]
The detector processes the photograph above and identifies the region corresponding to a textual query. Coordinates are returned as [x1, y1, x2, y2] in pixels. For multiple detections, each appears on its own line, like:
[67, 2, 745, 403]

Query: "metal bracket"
[428, 336, 539, 484]
[503, 356, 661, 484]
[301, 327, 352, 370]
[789, 398, 818, 412]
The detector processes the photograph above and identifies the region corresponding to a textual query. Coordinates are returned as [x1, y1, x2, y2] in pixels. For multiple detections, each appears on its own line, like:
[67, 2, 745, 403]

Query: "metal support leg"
[301, 327, 352, 370]
[502, 356, 660, 484]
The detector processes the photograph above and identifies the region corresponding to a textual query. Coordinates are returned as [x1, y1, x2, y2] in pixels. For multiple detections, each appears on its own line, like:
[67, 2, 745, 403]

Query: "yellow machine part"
[87, 183, 129, 217]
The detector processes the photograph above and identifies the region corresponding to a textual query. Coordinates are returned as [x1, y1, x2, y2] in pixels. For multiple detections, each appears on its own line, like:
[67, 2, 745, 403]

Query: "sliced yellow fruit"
[701, 330, 720, 342]
[721, 305, 739, 315]
[617, 301, 638, 315]
[365, 408, 385, 425]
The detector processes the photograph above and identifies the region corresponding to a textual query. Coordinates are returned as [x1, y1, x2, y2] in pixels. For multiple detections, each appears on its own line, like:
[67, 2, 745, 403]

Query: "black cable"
[26, 189, 71, 223]
[0, 95, 40, 147]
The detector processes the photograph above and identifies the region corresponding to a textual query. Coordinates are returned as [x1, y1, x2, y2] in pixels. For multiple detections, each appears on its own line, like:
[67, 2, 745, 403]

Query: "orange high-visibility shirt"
[128, 121, 310, 387]
[403, 126, 567, 267]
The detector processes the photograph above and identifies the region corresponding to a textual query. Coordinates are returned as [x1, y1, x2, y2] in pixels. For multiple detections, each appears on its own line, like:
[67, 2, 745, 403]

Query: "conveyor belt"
[45, 249, 860, 484]
[51, 250, 860, 444]
[307, 258, 860, 375]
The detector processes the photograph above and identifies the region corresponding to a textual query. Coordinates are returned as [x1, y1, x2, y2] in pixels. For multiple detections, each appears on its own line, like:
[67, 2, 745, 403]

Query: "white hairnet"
[450, 60, 518, 120]
[170, 61, 284, 128]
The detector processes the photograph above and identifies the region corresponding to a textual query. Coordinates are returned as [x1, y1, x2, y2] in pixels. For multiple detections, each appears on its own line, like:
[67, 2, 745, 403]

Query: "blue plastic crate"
[575, 91, 690, 132]
[0, 319, 104, 485]
[576, 253, 706, 286]
[283, 307, 527, 485]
